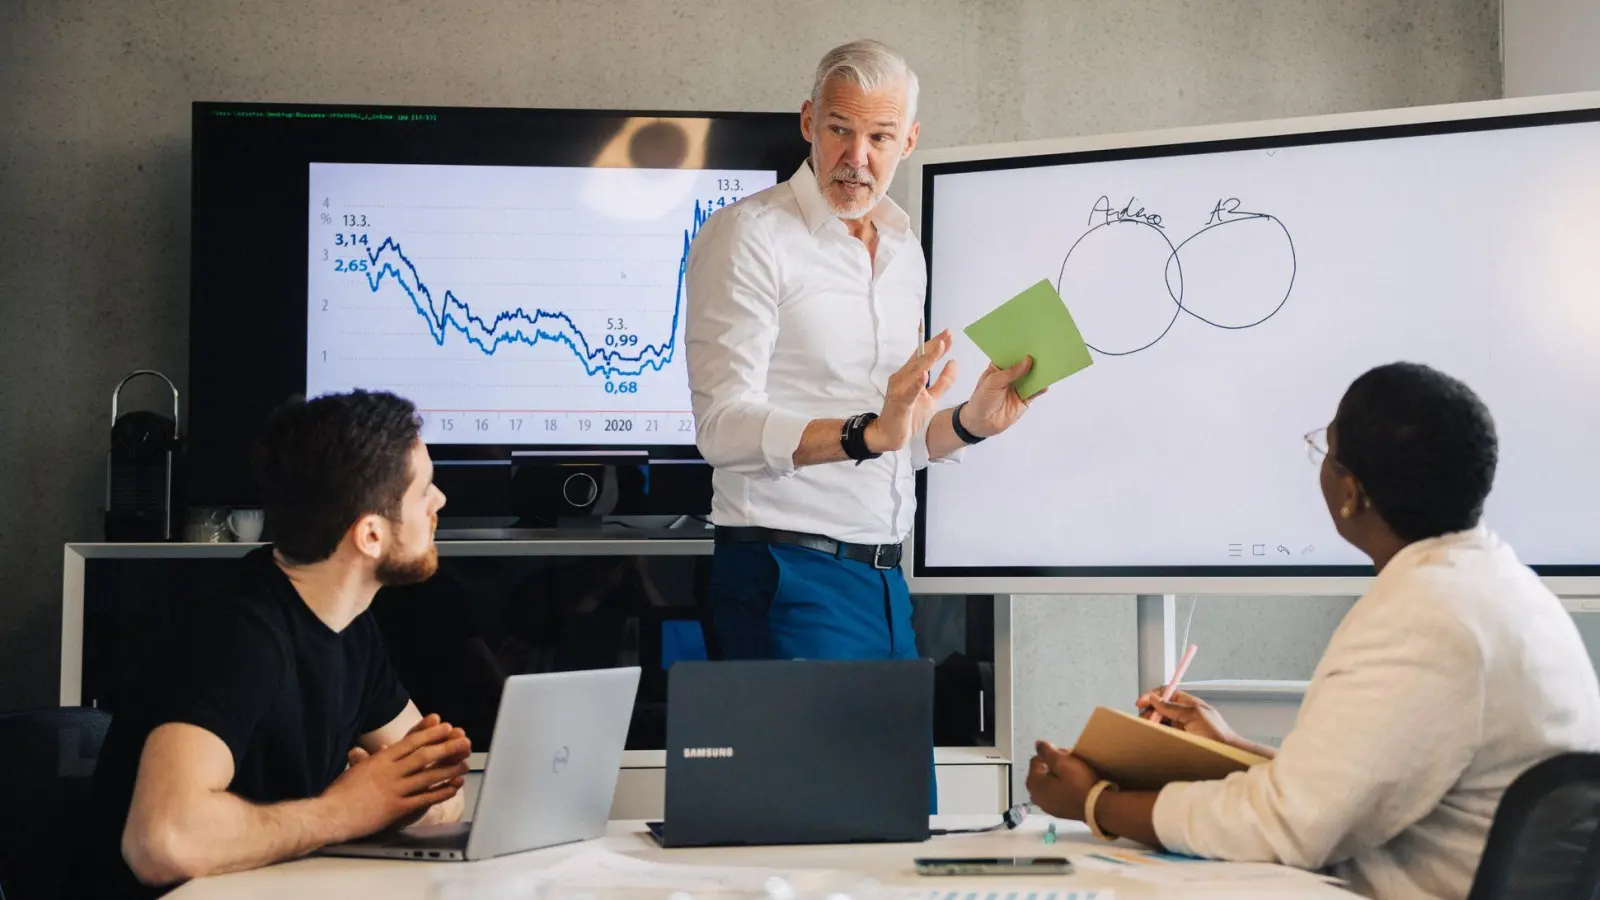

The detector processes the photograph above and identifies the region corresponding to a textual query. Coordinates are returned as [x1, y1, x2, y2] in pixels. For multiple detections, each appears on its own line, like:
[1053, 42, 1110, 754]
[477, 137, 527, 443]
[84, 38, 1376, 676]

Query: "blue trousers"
[706, 540, 935, 812]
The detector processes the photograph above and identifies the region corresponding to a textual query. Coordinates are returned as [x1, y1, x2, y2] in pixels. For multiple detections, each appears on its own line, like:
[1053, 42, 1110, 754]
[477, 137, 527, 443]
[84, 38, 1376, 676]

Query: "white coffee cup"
[227, 508, 266, 543]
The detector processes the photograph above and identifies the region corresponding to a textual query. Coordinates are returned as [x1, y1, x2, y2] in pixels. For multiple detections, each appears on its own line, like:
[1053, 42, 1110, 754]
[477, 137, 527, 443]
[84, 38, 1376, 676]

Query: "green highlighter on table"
[963, 278, 1095, 396]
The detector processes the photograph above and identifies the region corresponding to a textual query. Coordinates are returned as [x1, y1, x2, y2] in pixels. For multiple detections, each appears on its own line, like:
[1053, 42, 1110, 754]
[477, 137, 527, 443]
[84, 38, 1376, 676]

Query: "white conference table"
[168, 816, 1359, 899]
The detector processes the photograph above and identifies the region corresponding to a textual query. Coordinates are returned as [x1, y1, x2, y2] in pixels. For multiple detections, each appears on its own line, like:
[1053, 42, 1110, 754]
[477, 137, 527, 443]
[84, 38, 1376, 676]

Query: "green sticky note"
[962, 278, 1093, 398]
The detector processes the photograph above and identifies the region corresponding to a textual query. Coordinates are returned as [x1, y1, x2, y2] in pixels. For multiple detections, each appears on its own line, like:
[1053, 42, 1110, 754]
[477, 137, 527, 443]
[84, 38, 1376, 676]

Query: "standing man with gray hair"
[685, 40, 1040, 681]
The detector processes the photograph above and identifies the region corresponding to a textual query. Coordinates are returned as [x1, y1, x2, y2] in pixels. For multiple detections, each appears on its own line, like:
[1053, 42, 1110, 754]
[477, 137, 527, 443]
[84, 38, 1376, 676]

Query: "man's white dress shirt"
[684, 162, 958, 546]
[1153, 526, 1600, 900]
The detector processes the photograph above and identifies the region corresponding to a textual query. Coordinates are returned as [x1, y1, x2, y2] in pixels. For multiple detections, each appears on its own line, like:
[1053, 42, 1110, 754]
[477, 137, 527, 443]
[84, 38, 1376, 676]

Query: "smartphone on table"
[914, 857, 1074, 876]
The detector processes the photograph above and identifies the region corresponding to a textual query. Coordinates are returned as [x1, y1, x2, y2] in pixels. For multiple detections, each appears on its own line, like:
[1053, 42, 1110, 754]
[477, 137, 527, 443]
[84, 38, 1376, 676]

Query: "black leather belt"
[715, 526, 903, 570]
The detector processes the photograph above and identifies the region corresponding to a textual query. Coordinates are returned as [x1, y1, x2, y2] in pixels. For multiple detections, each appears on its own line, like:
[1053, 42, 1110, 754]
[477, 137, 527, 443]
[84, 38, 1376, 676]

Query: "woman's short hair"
[1334, 361, 1498, 543]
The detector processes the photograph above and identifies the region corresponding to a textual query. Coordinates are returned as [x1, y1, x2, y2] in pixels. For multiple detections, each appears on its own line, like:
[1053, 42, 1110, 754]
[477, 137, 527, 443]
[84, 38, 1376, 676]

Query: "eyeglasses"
[1304, 427, 1329, 464]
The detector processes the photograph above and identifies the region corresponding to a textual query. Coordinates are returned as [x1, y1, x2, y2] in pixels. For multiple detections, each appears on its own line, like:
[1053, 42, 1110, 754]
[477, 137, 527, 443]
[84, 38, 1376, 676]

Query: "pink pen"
[1147, 643, 1198, 721]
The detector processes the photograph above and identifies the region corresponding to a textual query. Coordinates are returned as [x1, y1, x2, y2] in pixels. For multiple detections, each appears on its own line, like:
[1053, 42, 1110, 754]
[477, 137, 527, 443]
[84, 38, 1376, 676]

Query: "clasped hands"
[333, 713, 472, 836]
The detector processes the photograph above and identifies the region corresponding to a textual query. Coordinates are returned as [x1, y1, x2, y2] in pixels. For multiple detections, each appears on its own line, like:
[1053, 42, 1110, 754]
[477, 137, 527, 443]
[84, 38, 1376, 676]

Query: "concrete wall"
[1, 1, 1499, 723]
[1502, 0, 1600, 96]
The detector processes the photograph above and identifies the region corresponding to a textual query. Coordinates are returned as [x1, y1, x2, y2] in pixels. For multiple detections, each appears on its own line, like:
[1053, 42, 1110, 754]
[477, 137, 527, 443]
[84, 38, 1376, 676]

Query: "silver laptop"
[323, 667, 640, 862]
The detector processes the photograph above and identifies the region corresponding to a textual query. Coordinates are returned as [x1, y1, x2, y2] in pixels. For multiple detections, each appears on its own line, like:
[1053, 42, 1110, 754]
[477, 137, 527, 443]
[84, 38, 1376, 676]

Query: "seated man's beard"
[377, 544, 438, 586]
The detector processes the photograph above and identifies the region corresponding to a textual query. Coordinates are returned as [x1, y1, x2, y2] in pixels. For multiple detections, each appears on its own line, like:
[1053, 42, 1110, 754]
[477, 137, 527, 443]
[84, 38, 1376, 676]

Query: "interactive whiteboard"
[909, 93, 1600, 594]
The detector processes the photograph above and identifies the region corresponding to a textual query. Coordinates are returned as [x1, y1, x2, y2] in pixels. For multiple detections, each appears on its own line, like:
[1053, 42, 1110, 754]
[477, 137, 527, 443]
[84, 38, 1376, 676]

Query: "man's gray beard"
[812, 148, 882, 219]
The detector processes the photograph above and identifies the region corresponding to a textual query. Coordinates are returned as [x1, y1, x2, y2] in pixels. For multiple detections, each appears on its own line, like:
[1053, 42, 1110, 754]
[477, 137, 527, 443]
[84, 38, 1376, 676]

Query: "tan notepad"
[1070, 706, 1269, 791]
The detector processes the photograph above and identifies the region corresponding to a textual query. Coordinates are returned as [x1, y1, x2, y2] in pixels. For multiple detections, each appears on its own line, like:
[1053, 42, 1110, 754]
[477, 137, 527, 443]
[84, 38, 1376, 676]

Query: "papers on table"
[896, 883, 1107, 890]
[426, 844, 1334, 899]
[1072, 846, 1342, 889]
[427, 847, 882, 899]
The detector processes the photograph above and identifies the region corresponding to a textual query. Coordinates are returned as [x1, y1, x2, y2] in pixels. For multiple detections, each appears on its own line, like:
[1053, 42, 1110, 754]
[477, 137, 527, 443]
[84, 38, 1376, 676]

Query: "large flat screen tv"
[187, 101, 808, 523]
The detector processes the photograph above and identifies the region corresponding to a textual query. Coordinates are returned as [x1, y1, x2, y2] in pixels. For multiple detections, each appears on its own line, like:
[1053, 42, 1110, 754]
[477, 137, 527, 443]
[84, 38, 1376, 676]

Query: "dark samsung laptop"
[648, 658, 934, 847]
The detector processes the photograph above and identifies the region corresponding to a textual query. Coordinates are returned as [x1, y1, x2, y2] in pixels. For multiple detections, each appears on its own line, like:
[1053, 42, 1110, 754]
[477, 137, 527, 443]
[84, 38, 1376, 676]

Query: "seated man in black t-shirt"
[74, 390, 472, 897]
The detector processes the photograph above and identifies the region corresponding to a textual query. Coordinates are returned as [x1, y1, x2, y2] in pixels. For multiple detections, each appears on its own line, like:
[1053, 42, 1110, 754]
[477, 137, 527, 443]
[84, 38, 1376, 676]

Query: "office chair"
[0, 707, 112, 900]
[1467, 751, 1600, 900]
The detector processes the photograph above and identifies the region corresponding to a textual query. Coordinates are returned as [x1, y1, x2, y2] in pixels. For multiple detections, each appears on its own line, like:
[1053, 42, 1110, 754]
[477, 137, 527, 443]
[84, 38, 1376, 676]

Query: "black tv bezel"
[187, 100, 808, 507]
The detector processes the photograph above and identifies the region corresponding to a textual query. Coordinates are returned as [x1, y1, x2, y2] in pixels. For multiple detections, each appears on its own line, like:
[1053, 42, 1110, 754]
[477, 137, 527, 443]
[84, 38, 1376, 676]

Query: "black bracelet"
[951, 402, 986, 445]
[840, 412, 882, 463]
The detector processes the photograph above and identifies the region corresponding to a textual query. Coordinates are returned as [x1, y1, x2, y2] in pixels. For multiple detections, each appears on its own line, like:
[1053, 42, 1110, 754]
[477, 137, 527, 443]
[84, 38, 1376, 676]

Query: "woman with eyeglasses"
[1026, 361, 1600, 900]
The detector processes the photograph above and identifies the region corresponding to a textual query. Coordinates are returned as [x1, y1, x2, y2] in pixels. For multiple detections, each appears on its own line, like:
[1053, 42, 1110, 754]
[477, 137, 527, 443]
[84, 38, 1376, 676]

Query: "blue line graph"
[357, 199, 718, 379]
